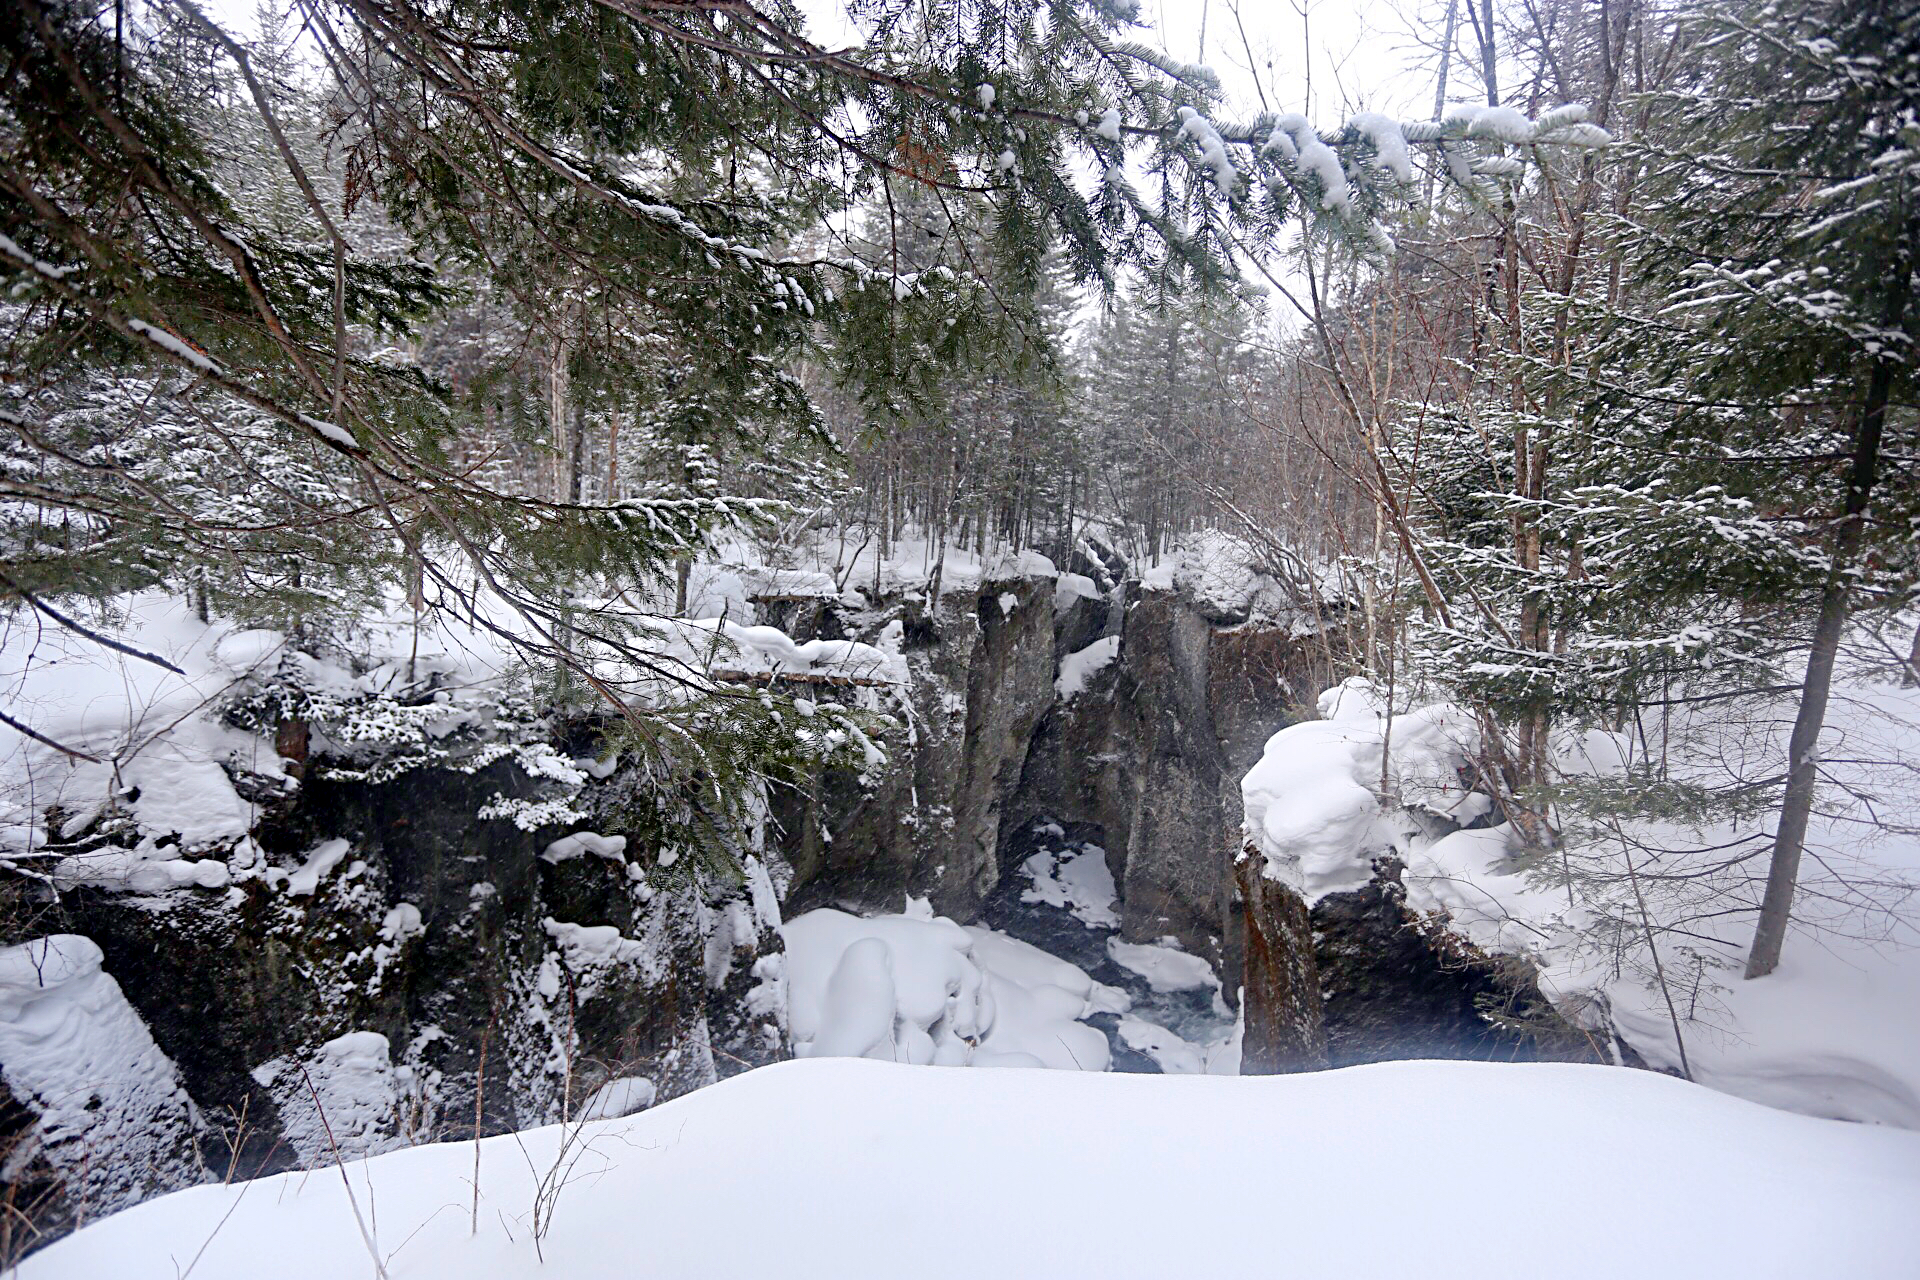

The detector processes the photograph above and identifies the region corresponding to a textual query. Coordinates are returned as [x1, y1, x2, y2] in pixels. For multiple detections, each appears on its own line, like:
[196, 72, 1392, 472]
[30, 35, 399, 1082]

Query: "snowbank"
[1244, 671, 1920, 1130]
[1240, 678, 1486, 902]
[782, 908, 1125, 1071]
[23, 1058, 1920, 1280]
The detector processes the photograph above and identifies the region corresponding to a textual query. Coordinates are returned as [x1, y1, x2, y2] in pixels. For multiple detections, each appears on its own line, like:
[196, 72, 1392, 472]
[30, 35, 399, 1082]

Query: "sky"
[1108, 0, 1442, 122]
[794, 0, 1448, 127]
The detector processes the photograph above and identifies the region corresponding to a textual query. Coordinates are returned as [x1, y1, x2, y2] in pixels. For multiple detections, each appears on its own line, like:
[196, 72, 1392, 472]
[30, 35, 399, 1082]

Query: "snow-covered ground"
[1242, 663, 1920, 1129]
[21, 1057, 1919, 1280]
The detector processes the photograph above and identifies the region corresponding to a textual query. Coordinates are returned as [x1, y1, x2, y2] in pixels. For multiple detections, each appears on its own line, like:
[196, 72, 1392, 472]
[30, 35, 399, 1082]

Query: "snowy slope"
[1241, 668, 1920, 1128]
[22, 1057, 1920, 1280]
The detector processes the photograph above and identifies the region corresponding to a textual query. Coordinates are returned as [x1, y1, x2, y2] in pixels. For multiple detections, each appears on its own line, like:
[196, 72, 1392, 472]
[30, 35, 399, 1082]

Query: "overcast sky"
[1110, 0, 1439, 122]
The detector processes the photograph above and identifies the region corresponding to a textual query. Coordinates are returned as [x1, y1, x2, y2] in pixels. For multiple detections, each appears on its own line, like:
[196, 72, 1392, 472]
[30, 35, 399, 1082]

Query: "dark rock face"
[1005, 584, 1327, 979]
[782, 572, 1056, 921]
[28, 754, 785, 1194]
[1234, 848, 1328, 1072]
[1312, 860, 1602, 1067]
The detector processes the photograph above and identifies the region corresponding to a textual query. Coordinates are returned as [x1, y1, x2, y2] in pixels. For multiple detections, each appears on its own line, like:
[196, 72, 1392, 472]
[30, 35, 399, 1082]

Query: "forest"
[0, 0, 1917, 1276]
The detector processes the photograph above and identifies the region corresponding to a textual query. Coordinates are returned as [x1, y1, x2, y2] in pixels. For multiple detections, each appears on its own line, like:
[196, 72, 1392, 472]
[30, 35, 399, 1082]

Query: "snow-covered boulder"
[0, 936, 203, 1235]
[782, 907, 1122, 1072]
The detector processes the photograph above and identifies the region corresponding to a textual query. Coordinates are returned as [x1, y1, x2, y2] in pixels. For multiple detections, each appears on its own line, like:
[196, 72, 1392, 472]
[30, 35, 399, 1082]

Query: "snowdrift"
[24, 1058, 1920, 1280]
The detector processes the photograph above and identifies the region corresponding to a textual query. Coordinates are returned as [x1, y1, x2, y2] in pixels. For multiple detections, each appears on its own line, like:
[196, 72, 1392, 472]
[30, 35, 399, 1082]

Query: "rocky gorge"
[0, 543, 1597, 1259]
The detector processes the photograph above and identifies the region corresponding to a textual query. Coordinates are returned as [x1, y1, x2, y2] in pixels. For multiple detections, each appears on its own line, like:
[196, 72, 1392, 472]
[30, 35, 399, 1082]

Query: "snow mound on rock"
[783, 908, 1127, 1072]
[0, 935, 203, 1212]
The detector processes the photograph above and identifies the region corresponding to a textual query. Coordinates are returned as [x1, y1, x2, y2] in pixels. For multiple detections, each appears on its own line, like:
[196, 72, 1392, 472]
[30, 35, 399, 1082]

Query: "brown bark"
[1746, 343, 1901, 979]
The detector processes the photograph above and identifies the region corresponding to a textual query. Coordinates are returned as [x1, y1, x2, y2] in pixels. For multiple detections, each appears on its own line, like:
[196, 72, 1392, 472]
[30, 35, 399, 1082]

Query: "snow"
[379, 902, 424, 945]
[1018, 843, 1120, 928]
[0, 589, 527, 891]
[295, 412, 356, 449]
[278, 836, 351, 896]
[1264, 113, 1350, 212]
[125, 318, 219, 374]
[1175, 106, 1237, 196]
[1239, 717, 1385, 900]
[578, 1075, 656, 1120]
[24, 1057, 1920, 1280]
[1170, 527, 1262, 615]
[0, 230, 80, 280]
[1105, 937, 1221, 995]
[1052, 571, 1099, 610]
[1250, 669, 1920, 1131]
[1116, 1013, 1206, 1074]
[1444, 102, 1538, 144]
[982, 548, 1057, 581]
[1240, 678, 1485, 902]
[0, 935, 201, 1213]
[974, 83, 995, 110]
[783, 908, 1124, 1071]
[251, 1031, 399, 1164]
[1578, 677, 1920, 1129]
[1346, 111, 1414, 183]
[1095, 106, 1121, 142]
[542, 917, 650, 969]
[1053, 635, 1119, 699]
[539, 831, 628, 864]
[735, 565, 838, 600]
[644, 616, 905, 685]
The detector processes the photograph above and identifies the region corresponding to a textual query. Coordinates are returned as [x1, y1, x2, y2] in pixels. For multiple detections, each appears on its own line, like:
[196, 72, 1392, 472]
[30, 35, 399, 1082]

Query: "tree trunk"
[1745, 352, 1898, 979]
[606, 403, 620, 501]
[548, 328, 572, 502]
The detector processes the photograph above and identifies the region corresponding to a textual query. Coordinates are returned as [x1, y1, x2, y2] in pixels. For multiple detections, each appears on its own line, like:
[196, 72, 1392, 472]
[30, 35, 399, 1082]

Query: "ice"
[1018, 844, 1120, 928]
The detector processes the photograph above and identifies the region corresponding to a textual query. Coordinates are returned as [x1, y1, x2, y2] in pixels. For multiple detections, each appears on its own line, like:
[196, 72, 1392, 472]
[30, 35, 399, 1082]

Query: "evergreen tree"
[1586, 0, 1919, 978]
[1406, 0, 1918, 975]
